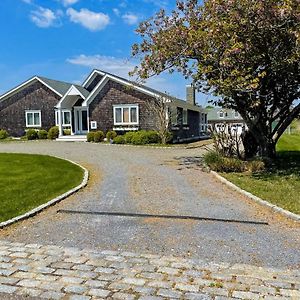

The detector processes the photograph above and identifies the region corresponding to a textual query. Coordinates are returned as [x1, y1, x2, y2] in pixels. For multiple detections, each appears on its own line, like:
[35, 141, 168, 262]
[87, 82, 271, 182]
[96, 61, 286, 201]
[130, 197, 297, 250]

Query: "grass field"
[0, 153, 84, 223]
[222, 133, 300, 214]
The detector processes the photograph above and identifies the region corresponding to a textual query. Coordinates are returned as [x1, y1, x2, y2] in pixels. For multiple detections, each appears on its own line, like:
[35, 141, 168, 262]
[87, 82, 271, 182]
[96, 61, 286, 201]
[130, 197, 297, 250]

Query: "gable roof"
[83, 69, 204, 112]
[0, 76, 74, 101]
[207, 108, 243, 121]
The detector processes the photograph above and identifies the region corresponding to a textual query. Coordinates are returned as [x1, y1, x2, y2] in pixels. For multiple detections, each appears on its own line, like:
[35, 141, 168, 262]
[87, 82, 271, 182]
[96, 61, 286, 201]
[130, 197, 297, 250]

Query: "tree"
[145, 96, 172, 144]
[130, 0, 300, 159]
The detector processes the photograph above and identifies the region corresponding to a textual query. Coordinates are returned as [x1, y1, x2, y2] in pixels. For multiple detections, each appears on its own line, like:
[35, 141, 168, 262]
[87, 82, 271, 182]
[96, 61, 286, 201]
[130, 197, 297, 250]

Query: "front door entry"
[74, 107, 88, 134]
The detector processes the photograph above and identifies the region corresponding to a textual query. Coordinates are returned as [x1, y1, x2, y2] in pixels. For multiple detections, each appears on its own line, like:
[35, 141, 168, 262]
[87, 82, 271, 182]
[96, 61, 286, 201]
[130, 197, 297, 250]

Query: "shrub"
[246, 159, 265, 173]
[37, 129, 48, 140]
[106, 130, 117, 141]
[26, 129, 38, 140]
[204, 150, 245, 172]
[113, 135, 126, 144]
[63, 129, 71, 136]
[94, 131, 105, 143]
[165, 131, 173, 144]
[0, 129, 8, 140]
[47, 126, 59, 140]
[124, 131, 136, 143]
[146, 130, 160, 143]
[87, 132, 95, 142]
[131, 131, 150, 145]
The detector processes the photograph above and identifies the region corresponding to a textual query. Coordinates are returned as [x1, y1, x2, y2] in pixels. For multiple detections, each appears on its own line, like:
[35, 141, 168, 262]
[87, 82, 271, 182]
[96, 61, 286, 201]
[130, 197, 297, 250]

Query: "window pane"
[130, 107, 137, 123]
[63, 111, 71, 125]
[27, 113, 33, 126]
[115, 108, 122, 123]
[123, 108, 129, 123]
[34, 113, 40, 126]
[183, 109, 188, 124]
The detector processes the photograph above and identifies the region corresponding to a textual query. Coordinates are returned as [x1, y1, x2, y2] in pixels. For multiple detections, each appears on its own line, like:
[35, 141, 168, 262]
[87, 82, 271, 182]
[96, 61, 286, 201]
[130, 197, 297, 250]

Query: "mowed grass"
[0, 153, 84, 223]
[222, 133, 300, 214]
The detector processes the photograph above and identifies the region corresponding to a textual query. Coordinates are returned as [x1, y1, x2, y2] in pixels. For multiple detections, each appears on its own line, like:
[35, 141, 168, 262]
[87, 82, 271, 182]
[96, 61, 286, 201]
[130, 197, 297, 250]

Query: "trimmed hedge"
[37, 129, 48, 140]
[87, 132, 95, 142]
[0, 129, 9, 140]
[106, 130, 117, 141]
[26, 129, 38, 140]
[48, 126, 59, 140]
[113, 135, 126, 144]
[94, 131, 105, 143]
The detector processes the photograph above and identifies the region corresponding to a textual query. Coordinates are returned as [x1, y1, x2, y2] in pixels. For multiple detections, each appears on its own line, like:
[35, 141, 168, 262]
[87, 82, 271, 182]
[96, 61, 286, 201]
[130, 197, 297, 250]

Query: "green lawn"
[0, 153, 84, 223]
[222, 133, 300, 214]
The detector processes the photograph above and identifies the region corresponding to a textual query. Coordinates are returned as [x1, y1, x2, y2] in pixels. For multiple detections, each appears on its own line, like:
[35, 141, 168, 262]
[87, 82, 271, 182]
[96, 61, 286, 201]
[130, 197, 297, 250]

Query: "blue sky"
[0, 0, 211, 105]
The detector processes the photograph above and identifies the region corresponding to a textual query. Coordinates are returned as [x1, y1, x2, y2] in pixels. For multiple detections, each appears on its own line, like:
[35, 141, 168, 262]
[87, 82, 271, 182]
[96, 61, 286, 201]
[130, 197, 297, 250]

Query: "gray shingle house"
[0, 69, 208, 142]
[207, 107, 247, 135]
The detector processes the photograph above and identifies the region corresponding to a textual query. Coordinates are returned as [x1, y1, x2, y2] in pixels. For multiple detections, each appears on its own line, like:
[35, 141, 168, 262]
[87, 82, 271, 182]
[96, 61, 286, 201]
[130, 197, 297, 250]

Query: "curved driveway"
[0, 141, 299, 269]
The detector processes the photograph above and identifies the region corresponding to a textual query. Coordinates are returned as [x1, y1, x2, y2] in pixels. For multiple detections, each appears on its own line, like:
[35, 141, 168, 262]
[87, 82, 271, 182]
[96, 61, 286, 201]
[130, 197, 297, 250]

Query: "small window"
[183, 109, 188, 124]
[63, 111, 71, 126]
[113, 105, 139, 125]
[26, 110, 41, 127]
[234, 111, 239, 118]
[219, 111, 224, 118]
[55, 110, 71, 126]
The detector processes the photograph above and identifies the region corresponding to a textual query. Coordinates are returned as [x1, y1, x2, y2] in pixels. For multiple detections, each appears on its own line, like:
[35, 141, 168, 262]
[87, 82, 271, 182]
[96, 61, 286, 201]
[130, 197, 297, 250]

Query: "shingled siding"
[0, 81, 59, 136]
[172, 110, 200, 142]
[89, 80, 158, 133]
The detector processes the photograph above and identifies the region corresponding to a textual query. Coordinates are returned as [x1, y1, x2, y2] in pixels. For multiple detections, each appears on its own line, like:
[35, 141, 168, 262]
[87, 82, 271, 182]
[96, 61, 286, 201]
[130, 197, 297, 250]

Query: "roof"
[207, 108, 244, 121]
[84, 69, 205, 112]
[72, 85, 90, 98]
[36, 76, 74, 96]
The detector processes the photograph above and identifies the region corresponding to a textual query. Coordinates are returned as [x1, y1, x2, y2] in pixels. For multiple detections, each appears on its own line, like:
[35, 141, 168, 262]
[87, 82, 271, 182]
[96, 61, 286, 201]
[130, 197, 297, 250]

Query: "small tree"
[145, 96, 173, 144]
[131, 0, 300, 159]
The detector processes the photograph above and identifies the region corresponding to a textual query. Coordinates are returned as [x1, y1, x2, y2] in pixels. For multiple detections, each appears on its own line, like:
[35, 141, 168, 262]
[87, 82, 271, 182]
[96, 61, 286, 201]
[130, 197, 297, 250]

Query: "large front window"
[113, 105, 139, 125]
[26, 110, 41, 127]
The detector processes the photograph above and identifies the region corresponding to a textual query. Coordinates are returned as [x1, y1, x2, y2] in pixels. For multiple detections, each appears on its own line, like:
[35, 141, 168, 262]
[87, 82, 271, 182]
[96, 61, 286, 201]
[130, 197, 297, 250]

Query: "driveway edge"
[0, 157, 89, 229]
[211, 171, 300, 222]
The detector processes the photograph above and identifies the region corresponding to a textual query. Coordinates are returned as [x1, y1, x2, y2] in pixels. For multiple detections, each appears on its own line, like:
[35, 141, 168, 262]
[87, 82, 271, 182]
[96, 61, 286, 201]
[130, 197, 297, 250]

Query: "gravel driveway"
[0, 141, 299, 269]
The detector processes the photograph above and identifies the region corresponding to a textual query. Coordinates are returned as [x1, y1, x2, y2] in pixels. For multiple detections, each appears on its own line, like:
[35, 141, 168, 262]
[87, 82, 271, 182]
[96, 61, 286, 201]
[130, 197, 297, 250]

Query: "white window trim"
[25, 110, 41, 128]
[55, 110, 71, 126]
[219, 111, 224, 118]
[113, 104, 139, 126]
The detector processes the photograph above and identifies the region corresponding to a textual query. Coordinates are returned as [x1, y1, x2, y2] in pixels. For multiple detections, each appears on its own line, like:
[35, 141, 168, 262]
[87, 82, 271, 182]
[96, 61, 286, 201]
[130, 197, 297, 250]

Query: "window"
[234, 111, 239, 118]
[55, 110, 71, 126]
[183, 109, 188, 124]
[26, 111, 41, 127]
[113, 105, 139, 125]
[219, 111, 224, 118]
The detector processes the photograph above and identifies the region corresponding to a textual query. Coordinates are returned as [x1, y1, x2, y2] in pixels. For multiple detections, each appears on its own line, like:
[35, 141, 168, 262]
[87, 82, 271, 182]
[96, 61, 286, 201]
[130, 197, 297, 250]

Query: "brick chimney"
[186, 84, 196, 106]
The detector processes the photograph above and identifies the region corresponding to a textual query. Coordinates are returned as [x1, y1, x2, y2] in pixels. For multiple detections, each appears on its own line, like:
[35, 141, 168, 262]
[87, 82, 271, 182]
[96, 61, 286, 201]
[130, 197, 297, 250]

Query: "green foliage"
[113, 135, 126, 144]
[37, 129, 48, 140]
[87, 132, 95, 142]
[106, 130, 117, 141]
[63, 129, 71, 136]
[131, 0, 300, 158]
[47, 126, 59, 140]
[0, 129, 9, 140]
[124, 131, 136, 143]
[204, 150, 265, 173]
[94, 131, 105, 143]
[26, 129, 38, 140]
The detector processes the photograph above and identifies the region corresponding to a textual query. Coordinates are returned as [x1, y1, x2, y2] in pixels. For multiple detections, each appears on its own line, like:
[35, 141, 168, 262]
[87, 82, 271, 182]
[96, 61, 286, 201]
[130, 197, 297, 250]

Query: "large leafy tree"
[131, 0, 300, 158]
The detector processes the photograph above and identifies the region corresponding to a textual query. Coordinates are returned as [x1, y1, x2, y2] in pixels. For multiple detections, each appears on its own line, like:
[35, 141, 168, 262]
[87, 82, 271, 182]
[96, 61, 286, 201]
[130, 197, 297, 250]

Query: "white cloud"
[61, 0, 79, 6]
[122, 13, 139, 25]
[66, 8, 110, 31]
[67, 55, 134, 78]
[30, 7, 60, 28]
[113, 8, 120, 16]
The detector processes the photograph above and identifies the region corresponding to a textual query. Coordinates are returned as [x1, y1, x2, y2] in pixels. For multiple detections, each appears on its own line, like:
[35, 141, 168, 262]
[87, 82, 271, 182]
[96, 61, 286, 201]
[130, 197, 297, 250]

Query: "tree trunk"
[258, 139, 276, 159]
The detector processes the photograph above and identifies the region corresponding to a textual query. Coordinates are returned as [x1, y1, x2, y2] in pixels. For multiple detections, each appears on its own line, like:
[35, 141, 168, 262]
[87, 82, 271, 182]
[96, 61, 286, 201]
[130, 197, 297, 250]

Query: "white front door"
[74, 107, 88, 134]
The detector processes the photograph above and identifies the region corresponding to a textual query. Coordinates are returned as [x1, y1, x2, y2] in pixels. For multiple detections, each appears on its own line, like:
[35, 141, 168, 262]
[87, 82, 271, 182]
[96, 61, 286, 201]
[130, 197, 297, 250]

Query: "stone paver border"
[211, 171, 300, 222]
[0, 156, 89, 229]
[0, 240, 299, 299]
